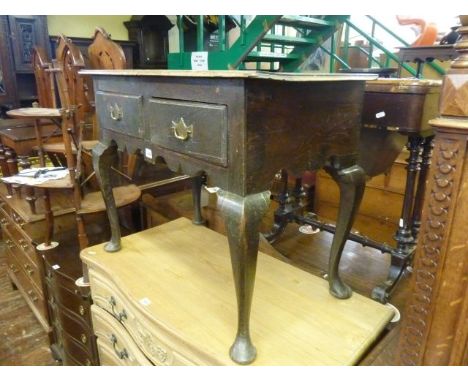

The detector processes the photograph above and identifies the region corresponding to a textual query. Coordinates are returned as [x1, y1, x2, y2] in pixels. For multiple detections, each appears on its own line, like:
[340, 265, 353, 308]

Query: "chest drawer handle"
[171, 118, 193, 141]
[108, 103, 123, 121]
[110, 334, 129, 360]
[27, 290, 38, 302]
[109, 296, 127, 322]
[24, 263, 34, 275]
[9, 264, 19, 273]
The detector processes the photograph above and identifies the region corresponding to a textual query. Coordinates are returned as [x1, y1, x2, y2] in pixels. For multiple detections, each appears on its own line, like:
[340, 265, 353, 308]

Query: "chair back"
[32, 47, 57, 108]
[88, 27, 127, 70]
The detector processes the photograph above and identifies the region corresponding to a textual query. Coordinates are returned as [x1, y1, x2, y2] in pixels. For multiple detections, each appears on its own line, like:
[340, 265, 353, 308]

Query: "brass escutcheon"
[171, 117, 193, 141]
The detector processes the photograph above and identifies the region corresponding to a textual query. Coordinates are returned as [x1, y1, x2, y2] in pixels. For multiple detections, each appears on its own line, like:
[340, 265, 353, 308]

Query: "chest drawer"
[89, 269, 195, 365]
[92, 305, 152, 366]
[62, 332, 96, 366]
[147, 98, 228, 167]
[3, 228, 42, 294]
[6, 248, 48, 323]
[95, 91, 144, 138]
[56, 301, 94, 352]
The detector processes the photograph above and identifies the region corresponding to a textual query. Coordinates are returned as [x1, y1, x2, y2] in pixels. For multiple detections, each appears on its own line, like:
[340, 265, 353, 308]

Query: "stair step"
[277, 16, 335, 29]
[262, 34, 318, 46]
[245, 51, 300, 62]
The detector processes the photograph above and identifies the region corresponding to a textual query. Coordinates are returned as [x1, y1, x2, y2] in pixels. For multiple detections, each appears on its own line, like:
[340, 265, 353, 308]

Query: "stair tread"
[262, 34, 317, 45]
[245, 51, 300, 62]
[277, 16, 335, 28]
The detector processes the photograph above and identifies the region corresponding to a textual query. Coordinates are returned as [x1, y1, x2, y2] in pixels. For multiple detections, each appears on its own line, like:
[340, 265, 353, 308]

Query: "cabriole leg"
[217, 190, 271, 365]
[92, 141, 121, 252]
[325, 162, 366, 299]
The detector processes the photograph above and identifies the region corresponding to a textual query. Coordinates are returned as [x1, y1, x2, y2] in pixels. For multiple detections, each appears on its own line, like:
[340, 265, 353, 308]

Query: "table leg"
[324, 162, 366, 299]
[217, 190, 270, 365]
[372, 135, 423, 302]
[264, 169, 290, 243]
[191, 171, 206, 226]
[411, 135, 434, 241]
[92, 141, 122, 252]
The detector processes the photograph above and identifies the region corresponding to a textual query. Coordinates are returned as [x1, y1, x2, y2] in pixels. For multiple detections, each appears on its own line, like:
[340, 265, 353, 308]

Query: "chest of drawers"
[43, 245, 99, 366]
[0, 185, 76, 332]
[82, 217, 394, 366]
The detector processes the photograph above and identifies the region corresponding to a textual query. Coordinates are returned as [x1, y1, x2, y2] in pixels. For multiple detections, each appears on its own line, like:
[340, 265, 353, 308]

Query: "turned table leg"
[217, 190, 271, 365]
[325, 161, 366, 299]
[411, 135, 434, 241]
[92, 141, 122, 252]
[372, 135, 423, 302]
[191, 171, 206, 226]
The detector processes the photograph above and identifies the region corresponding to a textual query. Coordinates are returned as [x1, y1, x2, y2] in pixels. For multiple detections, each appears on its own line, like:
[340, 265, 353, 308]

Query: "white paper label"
[139, 297, 151, 306]
[145, 148, 153, 159]
[191, 51, 208, 71]
[376, 111, 386, 119]
[52, 264, 60, 270]
[204, 186, 220, 194]
[298, 224, 320, 235]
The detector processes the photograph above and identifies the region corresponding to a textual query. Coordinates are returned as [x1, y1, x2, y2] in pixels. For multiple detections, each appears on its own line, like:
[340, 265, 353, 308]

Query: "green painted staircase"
[168, 15, 348, 71]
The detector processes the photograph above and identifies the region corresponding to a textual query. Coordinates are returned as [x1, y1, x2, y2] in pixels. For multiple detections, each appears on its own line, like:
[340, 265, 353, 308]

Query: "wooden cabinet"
[82, 217, 394, 366]
[124, 16, 173, 69]
[0, 17, 18, 111]
[0, 15, 51, 109]
[43, 246, 99, 365]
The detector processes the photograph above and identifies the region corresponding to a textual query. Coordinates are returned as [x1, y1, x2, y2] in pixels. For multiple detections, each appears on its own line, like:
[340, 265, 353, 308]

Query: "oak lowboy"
[81, 69, 375, 364]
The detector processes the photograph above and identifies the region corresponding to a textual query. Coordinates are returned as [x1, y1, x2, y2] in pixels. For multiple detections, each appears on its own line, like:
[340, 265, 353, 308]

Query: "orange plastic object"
[396, 16, 438, 46]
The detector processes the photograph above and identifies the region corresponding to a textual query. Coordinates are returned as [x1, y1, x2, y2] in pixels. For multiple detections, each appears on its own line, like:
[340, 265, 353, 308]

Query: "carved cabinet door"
[7, 15, 51, 73]
[0, 16, 18, 109]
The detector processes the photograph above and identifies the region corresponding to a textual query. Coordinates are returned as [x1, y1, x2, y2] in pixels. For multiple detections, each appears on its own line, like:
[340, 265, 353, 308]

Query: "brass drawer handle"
[6, 240, 15, 249]
[28, 290, 38, 302]
[9, 264, 19, 273]
[109, 296, 127, 323]
[79, 305, 85, 316]
[110, 334, 128, 360]
[171, 117, 193, 141]
[108, 103, 123, 121]
[80, 333, 87, 344]
[24, 263, 34, 275]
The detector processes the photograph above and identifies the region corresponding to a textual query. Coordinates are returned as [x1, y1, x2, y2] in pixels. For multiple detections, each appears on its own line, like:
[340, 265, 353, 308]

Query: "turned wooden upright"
[397, 18, 468, 365]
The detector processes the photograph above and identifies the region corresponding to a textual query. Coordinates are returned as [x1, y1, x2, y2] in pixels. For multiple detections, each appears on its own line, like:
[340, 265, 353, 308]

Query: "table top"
[80, 69, 378, 82]
[398, 45, 458, 62]
[81, 217, 394, 365]
[365, 77, 442, 94]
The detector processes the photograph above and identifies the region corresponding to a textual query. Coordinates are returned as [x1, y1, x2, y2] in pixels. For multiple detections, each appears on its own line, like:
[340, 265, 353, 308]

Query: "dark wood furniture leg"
[324, 160, 366, 299]
[92, 141, 122, 252]
[411, 135, 434, 240]
[217, 190, 271, 365]
[191, 171, 206, 226]
[264, 169, 291, 243]
[372, 134, 423, 302]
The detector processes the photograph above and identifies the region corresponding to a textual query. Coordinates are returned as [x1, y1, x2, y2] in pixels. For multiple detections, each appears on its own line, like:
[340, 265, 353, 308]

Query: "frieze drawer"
[92, 305, 152, 366]
[95, 91, 144, 138]
[147, 98, 228, 167]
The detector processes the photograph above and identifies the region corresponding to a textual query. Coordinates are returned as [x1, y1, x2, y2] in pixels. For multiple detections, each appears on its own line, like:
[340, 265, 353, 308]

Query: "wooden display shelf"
[81, 217, 394, 365]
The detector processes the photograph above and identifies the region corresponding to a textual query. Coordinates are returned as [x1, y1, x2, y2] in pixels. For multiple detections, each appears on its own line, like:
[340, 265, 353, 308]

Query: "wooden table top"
[365, 78, 442, 94]
[80, 69, 377, 82]
[81, 217, 394, 365]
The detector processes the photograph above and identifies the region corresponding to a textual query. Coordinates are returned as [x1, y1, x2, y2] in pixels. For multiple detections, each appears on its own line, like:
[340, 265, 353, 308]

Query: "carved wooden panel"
[0, 16, 18, 108]
[397, 126, 468, 365]
[439, 74, 468, 117]
[7, 16, 51, 73]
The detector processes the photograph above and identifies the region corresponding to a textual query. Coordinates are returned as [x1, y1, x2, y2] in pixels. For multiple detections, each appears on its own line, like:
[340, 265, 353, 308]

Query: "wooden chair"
[6, 47, 63, 216]
[8, 35, 141, 258]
